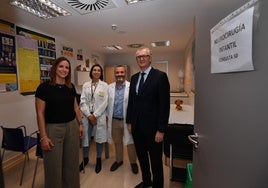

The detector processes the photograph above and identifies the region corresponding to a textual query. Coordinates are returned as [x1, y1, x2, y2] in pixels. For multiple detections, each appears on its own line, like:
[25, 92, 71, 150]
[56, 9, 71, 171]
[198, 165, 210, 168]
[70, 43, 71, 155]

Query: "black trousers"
[132, 127, 164, 188]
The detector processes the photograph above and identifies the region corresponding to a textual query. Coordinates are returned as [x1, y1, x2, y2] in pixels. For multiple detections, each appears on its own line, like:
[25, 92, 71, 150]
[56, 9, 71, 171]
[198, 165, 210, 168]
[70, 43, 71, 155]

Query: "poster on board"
[0, 33, 17, 92]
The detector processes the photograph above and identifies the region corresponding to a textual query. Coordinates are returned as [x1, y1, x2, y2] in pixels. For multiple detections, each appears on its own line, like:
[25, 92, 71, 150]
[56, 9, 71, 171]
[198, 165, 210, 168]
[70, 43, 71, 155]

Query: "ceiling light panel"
[10, 0, 71, 19]
[103, 45, 123, 50]
[125, 0, 154, 5]
[151, 40, 170, 47]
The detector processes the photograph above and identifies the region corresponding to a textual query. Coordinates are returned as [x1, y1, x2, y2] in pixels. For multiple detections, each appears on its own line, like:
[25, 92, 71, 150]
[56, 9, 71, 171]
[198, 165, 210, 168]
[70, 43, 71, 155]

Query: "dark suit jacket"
[126, 68, 170, 135]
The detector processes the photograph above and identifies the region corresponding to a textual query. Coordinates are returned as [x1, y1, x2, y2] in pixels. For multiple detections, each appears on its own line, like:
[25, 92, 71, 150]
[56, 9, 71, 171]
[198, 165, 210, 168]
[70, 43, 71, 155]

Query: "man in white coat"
[107, 65, 138, 174]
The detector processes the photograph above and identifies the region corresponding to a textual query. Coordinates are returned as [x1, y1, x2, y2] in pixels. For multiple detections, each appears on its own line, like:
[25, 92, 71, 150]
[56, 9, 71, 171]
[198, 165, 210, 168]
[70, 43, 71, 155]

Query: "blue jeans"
[82, 121, 103, 158]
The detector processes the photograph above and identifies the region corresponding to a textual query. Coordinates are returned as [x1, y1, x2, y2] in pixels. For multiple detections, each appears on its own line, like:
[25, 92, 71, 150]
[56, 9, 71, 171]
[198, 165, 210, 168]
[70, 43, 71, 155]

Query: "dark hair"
[114, 65, 126, 73]
[115, 65, 125, 69]
[50, 56, 72, 88]
[89, 64, 104, 81]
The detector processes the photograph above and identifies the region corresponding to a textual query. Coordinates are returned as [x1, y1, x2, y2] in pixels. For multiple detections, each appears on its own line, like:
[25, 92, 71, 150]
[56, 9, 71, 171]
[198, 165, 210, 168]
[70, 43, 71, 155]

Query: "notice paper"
[210, 6, 255, 73]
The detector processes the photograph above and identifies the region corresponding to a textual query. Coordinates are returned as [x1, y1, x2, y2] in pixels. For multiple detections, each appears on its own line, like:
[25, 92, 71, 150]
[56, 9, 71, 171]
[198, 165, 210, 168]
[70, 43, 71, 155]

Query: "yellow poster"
[17, 37, 40, 93]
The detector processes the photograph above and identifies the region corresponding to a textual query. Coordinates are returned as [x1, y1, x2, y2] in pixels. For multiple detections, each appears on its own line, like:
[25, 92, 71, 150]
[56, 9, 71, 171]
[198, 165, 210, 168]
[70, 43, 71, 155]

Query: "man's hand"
[155, 131, 164, 143]
[127, 124, 132, 133]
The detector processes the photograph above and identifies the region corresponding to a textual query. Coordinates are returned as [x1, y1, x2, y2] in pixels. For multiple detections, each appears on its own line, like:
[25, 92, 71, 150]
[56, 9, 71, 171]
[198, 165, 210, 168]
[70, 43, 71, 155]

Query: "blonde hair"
[135, 47, 152, 56]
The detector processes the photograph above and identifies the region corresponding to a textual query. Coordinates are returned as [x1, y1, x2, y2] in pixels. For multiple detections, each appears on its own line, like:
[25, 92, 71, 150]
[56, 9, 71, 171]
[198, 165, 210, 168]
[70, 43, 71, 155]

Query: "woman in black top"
[35, 57, 83, 188]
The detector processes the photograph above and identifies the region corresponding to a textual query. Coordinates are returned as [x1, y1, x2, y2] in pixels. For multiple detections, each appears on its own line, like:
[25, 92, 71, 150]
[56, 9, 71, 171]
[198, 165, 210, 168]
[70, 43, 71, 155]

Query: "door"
[192, 0, 268, 188]
[104, 65, 130, 84]
[104, 66, 115, 84]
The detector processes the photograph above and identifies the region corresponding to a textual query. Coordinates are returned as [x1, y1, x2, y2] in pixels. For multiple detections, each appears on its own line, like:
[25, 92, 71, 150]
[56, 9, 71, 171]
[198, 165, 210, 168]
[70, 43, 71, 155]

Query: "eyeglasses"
[136, 55, 150, 60]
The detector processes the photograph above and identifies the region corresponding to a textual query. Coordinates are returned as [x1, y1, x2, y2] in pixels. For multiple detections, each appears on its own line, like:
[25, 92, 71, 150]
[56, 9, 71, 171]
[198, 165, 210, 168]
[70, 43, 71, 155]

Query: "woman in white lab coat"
[79, 64, 108, 174]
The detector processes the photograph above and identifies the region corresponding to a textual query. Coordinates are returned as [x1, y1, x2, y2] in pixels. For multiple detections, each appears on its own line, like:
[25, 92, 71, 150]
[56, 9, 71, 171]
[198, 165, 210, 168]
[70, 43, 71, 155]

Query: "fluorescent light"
[125, 0, 153, 5]
[10, 0, 71, 19]
[151, 40, 170, 47]
[103, 45, 123, 50]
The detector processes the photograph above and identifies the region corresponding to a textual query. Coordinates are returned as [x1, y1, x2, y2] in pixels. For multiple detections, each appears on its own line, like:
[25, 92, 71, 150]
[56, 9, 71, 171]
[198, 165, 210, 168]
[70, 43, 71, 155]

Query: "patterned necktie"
[138, 72, 145, 93]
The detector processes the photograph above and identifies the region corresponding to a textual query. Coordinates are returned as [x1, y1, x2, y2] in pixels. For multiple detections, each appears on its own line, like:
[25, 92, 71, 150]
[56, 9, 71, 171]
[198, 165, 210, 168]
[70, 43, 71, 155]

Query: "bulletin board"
[0, 19, 14, 33]
[16, 26, 55, 95]
[0, 19, 17, 93]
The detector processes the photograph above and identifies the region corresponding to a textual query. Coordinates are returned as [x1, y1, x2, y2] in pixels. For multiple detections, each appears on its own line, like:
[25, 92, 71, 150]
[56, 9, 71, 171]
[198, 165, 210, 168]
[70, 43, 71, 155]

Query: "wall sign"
[210, 1, 257, 73]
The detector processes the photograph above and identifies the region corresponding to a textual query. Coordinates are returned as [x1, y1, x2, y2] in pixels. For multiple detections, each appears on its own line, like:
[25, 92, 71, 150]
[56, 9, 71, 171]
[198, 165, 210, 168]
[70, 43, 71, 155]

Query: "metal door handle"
[188, 133, 199, 148]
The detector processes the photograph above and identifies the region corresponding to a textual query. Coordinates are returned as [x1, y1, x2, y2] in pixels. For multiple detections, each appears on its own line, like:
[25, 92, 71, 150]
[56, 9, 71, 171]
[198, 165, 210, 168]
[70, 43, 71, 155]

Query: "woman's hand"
[88, 114, 97, 126]
[41, 136, 54, 151]
[79, 124, 84, 138]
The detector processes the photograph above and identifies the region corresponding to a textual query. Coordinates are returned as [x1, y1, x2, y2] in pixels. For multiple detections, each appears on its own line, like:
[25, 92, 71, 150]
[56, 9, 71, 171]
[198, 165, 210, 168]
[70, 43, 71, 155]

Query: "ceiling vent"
[64, 0, 117, 14]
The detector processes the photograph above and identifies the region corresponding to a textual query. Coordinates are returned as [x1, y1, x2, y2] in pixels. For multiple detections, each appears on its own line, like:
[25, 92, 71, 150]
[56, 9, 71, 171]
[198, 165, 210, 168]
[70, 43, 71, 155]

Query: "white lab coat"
[80, 80, 108, 145]
[107, 81, 134, 145]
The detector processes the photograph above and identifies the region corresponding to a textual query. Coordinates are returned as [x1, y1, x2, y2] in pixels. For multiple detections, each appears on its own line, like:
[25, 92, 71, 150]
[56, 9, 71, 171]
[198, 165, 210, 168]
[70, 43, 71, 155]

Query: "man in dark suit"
[126, 47, 170, 188]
